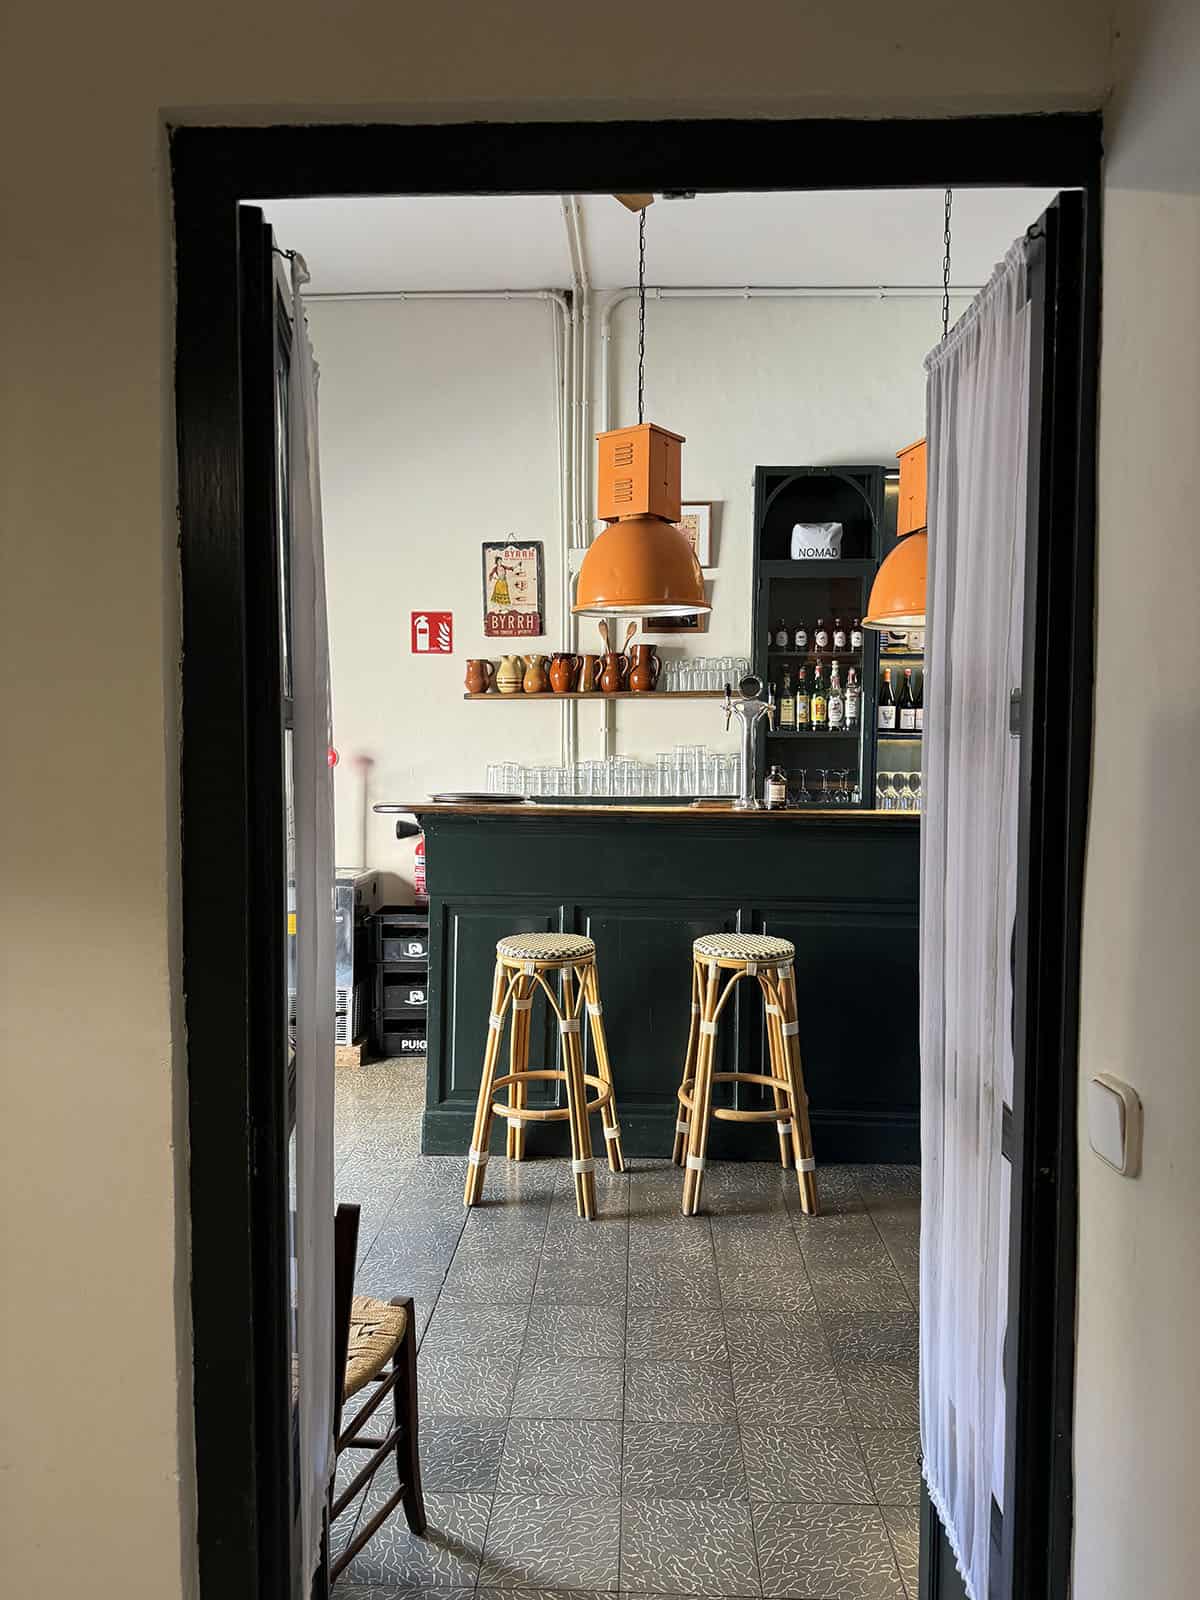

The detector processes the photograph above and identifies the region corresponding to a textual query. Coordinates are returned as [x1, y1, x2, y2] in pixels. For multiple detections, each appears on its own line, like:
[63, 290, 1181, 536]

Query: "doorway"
[172, 115, 1098, 1600]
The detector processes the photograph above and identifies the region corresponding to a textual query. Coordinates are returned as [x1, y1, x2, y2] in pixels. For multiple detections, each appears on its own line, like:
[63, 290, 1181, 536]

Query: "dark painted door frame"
[170, 113, 1100, 1600]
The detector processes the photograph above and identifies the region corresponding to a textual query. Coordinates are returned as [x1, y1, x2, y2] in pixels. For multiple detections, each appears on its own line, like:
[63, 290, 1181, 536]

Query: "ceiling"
[258, 189, 1060, 297]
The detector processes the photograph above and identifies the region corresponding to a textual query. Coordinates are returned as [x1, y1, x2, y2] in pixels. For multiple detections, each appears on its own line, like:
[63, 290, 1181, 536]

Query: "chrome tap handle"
[723, 684, 733, 732]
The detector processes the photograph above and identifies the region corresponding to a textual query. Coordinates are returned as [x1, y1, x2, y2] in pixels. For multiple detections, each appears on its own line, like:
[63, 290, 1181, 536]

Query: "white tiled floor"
[333, 1056, 921, 1599]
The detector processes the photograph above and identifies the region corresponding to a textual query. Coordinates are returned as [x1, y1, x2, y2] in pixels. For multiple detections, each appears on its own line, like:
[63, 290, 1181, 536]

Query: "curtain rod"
[303, 284, 980, 303]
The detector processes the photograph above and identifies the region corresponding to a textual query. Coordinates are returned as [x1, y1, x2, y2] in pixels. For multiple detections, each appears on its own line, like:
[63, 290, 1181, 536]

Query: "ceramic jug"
[577, 653, 600, 693]
[523, 653, 549, 694]
[628, 643, 661, 693]
[599, 650, 629, 694]
[549, 652, 581, 693]
[465, 658, 495, 695]
[496, 654, 525, 695]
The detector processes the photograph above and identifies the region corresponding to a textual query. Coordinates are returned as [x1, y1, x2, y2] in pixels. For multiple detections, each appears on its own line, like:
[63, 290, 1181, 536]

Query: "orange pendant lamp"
[574, 209, 709, 620]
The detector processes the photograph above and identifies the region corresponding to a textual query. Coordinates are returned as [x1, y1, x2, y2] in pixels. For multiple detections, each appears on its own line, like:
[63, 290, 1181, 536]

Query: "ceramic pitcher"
[549, 652, 581, 693]
[577, 653, 600, 693]
[599, 651, 629, 693]
[523, 653, 549, 694]
[496, 654, 525, 694]
[464, 658, 495, 695]
[628, 643, 661, 693]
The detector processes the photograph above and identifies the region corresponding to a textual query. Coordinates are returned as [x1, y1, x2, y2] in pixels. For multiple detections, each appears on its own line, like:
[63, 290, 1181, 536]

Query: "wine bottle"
[774, 619, 789, 649]
[832, 617, 847, 651]
[795, 666, 810, 730]
[793, 621, 808, 652]
[914, 672, 924, 731]
[779, 667, 795, 730]
[765, 765, 788, 809]
[828, 660, 845, 729]
[878, 667, 897, 730]
[845, 666, 861, 730]
[898, 667, 917, 730]
[850, 617, 864, 651]
[813, 616, 829, 652]
[811, 664, 828, 730]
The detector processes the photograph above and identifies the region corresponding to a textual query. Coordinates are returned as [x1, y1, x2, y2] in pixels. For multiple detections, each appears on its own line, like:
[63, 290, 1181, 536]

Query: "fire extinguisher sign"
[411, 611, 453, 654]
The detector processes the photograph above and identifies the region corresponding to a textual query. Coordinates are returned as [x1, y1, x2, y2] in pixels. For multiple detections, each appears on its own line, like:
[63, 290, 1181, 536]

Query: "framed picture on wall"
[482, 539, 545, 637]
[673, 501, 715, 567]
[642, 580, 712, 634]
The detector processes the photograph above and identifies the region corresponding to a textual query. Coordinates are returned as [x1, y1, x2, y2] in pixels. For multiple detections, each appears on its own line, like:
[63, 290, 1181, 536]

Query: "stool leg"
[560, 967, 597, 1220]
[506, 972, 533, 1161]
[777, 965, 820, 1216]
[673, 961, 701, 1166]
[758, 974, 793, 1170]
[464, 960, 508, 1208]
[582, 960, 625, 1174]
[682, 960, 721, 1217]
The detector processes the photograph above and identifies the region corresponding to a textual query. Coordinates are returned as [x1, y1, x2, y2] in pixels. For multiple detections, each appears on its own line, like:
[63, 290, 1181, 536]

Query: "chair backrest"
[332, 1202, 361, 1436]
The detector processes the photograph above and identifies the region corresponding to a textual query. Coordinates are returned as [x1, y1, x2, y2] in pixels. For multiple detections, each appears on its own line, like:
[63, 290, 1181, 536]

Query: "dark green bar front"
[419, 809, 920, 1165]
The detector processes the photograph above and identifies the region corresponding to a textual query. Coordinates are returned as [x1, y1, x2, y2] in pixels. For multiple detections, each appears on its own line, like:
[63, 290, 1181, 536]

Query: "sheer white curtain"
[289, 253, 337, 1586]
[920, 239, 1031, 1600]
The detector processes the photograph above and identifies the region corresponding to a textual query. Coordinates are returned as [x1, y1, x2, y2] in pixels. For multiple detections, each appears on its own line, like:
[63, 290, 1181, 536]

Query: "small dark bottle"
[898, 667, 917, 731]
[813, 617, 829, 652]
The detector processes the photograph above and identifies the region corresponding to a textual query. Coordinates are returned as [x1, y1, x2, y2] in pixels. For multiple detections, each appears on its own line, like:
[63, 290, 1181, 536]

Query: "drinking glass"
[875, 772, 888, 810]
[794, 768, 810, 805]
[656, 752, 675, 797]
[911, 770, 923, 812]
[486, 763, 501, 791]
[833, 768, 850, 804]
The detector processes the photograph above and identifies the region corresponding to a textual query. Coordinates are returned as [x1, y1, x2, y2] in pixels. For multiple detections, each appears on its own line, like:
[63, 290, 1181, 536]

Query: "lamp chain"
[637, 208, 647, 425]
[942, 187, 953, 342]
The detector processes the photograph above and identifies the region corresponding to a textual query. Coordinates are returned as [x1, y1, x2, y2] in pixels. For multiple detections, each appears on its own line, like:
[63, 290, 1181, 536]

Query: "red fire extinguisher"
[413, 833, 428, 907]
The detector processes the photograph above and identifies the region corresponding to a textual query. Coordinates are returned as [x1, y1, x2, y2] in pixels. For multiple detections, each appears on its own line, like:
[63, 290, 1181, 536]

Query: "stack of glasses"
[486, 747, 740, 799]
[660, 656, 752, 693]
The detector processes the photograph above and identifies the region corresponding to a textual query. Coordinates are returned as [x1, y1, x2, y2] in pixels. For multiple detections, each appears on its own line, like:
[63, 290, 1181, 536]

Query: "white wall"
[1073, 3, 1200, 1596]
[0, 0, 1113, 1595]
[315, 288, 974, 889]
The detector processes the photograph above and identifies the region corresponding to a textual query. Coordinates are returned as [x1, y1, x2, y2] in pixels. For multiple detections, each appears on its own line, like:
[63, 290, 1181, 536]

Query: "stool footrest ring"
[677, 1071, 794, 1124]
[491, 1068, 613, 1123]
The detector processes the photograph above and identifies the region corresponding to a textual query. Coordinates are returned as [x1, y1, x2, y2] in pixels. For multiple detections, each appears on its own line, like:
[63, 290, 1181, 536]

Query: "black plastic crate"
[372, 907, 430, 965]
[376, 1022, 427, 1057]
[375, 968, 429, 1017]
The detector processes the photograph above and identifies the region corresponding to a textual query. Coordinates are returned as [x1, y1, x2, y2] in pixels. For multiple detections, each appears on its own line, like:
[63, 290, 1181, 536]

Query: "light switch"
[1087, 1074, 1143, 1177]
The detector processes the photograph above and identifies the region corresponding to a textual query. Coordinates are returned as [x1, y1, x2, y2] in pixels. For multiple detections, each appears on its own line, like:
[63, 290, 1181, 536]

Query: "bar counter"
[391, 801, 920, 1163]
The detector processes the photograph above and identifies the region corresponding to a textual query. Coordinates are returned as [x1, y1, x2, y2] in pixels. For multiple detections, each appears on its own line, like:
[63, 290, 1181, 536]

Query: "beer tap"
[723, 674, 775, 810]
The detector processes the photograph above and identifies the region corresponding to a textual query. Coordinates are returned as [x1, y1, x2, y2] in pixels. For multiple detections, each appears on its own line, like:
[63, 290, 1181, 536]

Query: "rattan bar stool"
[673, 932, 820, 1218]
[463, 932, 625, 1219]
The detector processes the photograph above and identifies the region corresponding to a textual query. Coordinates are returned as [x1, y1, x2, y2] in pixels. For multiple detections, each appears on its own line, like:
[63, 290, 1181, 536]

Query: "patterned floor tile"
[511, 1356, 625, 1420]
[480, 1495, 622, 1590]
[419, 1416, 508, 1492]
[622, 1421, 747, 1501]
[526, 1302, 627, 1361]
[624, 1306, 728, 1364]
[535, 1259, 629, 1307]
[724, 1309, 835, 1371]
[340, 1491, 490, 1589]
[733, 1368, 852, 1430]
[627, 1260, 722, 1308]
[417, 1347, 519, 1418]
[858, 1430, 921, 1506]
[619, 1498, 761, 1596]
[717, 1262, 817, 1312]
[498, 1418, 623, 1497]
[738, 1422, 874, 1505]
[753, 1501, 904, 1599]
[822, 1314, 918, 1370]
[838, 1364, 920, 1429]
[420, 1301, 530, 1357]
[624, 1360, 736, 1424]
[813, 1275, 914, 1320]
[802, 1234, 896, 1274]
[439, 1253, 540, 1303]
[882, 1504, 920, 1599]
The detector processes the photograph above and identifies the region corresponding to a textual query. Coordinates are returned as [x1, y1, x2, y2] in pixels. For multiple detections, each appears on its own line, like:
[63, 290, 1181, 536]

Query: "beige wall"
[1073, 3, 1200, 1595]
[0, 1, 1113, 1596]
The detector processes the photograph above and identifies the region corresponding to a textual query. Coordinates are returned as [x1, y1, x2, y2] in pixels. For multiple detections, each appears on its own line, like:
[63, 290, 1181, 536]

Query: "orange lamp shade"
[573, 514, 709, 617]
[862, 529, 927, 630]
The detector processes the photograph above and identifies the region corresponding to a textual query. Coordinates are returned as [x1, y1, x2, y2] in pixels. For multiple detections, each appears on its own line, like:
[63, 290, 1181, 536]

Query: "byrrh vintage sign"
[482, 539, 545, 638]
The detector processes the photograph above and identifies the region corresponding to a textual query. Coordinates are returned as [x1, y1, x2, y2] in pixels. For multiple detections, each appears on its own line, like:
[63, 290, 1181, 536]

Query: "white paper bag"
[790, 521, 843, 559]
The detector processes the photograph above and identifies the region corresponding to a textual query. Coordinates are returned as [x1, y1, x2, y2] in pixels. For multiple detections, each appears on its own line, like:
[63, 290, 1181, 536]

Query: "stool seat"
[693, 932, 795, 962]
[497, 932, 596, 961]
[345, 1295, 409, 1400]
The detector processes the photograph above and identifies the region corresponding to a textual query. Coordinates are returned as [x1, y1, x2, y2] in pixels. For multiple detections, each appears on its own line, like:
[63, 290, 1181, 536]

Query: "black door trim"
[170, 112, 1101, 1600]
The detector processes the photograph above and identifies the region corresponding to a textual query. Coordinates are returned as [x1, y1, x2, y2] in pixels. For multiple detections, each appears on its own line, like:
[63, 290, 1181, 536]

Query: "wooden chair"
[672, 933, 820, 1217]
[327, 1203, 426, 1585]
[464, 931, 625, 1219]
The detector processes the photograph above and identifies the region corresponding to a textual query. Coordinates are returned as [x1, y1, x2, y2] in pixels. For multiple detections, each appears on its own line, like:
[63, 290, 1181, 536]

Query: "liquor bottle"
[765, 765, 788, 809]
[813, 616, 829, 652]
[795, 666, 811, 730]
[845, 666, 861, 731]
[793, 621, 808, 652]
[914, 673, 924, 731]
[779, 667, 796, 730]
[774, 619, 789, 649]
[878, 667, 897, 730]
[827, 660, 845, 729]
[850, 617, 864, 651]
[832, 617, 847, 651]
[898, 667, 917, 730]
[811, 663, 828, 730]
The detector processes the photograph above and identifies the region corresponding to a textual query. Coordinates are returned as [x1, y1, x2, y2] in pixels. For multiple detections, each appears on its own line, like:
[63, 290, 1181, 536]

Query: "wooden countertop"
[376, 801, 917, 822]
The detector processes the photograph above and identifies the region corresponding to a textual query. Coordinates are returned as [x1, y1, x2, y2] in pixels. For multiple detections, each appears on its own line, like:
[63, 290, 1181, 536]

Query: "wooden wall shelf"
[463, 690, 727, 701]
